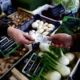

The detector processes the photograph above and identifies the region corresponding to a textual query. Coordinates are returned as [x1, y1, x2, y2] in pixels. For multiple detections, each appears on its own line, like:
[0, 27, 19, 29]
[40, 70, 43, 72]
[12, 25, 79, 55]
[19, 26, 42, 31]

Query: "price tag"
[22, 53, 45, 78]
[0, 37, 20, 57]
[63, 18, 80, 29]
[51, 4, 65, 17]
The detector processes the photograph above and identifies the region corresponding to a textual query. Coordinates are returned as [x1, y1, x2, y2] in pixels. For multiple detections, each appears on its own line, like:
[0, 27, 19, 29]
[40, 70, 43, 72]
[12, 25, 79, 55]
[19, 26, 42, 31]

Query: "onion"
[32, 22, 38, 29]
[58, 49, 70, 65]
[65, 53, 75, 62]
[45, 71, 61, 80]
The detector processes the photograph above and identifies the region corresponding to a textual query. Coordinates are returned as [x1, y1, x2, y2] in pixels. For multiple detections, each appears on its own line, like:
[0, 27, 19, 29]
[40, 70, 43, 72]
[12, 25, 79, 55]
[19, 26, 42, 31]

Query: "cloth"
[70, 33, 80, 52]
[0, 20, 9, 37]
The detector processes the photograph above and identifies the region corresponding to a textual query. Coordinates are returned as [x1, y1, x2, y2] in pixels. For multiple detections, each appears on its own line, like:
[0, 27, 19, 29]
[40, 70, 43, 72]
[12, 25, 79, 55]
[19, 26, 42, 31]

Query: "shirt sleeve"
[70, 33, 80, 52]
[0, 20, 9, 37]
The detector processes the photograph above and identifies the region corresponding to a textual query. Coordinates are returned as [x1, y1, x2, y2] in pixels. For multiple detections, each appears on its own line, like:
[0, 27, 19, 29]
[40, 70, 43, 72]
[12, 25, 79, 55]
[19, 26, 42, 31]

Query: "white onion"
[48, 24, 55, 28]
[65, 53, 75, 62]
[39, 21, 44, 25]
[58, 49, 70, 65]
[36, 29, 44, 34]
[46, 71, 61, 80]
[43, 26, 49, 30]
[35, 20, 41, 24]
[32, 22, 38, 29]
[44, 22, 48, 26]
[42, 32, 49, 36]
[46, 27, 53, 32]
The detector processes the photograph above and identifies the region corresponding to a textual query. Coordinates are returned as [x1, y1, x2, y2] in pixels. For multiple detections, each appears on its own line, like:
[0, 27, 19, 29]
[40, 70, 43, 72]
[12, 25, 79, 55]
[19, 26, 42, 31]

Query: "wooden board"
[11, 68, 29, 80]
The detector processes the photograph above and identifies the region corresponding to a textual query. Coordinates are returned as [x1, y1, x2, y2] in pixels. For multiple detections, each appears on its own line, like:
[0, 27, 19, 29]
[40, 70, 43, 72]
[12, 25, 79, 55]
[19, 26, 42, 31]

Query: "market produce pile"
[0, 45, 29, 76]
[42, 0, 80, 21]
[0, 2, 80, 79]
[29, 20, 55, 36]
[37, 42, 76, 80]
[8, 8, 33, 28]
[56, 16, 80, 34]
[52, 0, 79, 13]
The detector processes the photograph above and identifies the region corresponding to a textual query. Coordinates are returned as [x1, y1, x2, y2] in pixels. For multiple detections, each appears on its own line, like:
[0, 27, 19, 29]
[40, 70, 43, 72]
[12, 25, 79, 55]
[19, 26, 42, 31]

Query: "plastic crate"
[18, 14, 60, 36]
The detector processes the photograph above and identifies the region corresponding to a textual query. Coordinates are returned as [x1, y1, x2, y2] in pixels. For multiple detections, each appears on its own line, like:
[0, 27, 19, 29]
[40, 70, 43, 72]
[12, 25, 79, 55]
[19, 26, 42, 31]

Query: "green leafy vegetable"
[53, 0, 79, 13]
[58, 49, 70, 65]
[42, 52, 71, 77]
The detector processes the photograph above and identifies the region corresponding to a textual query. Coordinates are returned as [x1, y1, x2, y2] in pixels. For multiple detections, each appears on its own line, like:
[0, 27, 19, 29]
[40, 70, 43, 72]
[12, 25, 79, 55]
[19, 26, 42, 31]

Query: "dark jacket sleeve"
[70, 33, 80, 52]
[0, 20, 9, 37]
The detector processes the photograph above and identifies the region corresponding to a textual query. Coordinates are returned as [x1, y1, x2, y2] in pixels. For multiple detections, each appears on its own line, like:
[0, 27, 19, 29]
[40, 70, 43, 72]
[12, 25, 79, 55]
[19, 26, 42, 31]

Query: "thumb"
[48, 36, 55, 40]
[23, 33, 35, 41]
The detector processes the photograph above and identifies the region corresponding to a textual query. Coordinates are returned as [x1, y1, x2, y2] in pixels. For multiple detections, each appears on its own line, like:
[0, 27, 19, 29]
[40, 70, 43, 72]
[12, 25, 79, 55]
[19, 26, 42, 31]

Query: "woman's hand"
[48, 33, 73, 48]
[7, 27, 35, 44]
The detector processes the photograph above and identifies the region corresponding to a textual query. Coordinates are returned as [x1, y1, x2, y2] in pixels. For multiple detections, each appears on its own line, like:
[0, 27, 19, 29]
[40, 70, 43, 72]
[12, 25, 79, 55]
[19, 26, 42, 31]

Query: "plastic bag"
[52, 0, 79, 13]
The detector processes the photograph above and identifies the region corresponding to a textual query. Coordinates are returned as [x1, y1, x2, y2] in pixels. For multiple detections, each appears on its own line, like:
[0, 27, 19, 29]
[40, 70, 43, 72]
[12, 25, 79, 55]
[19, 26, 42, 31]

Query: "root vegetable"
[39, 42, 58, 58]
[37, 25, 43, 29]
[42, 32, 49, 36]
[44, 23, 48, 26]
[45, 71, 61, 80]
[39, 21, 44, 25]
[32, 22, 38, 29]
[43, 26, 48, 30]
[35, 20, 41, 24]
[38, 52, 44, 57]
[48, 24, 55, 28]
[65, 53, 75, 62]
[46, 27, 53, 32]
[36, 29, 44, 33]
[58, 49, 70, 65]
[43, 53, 71, 77]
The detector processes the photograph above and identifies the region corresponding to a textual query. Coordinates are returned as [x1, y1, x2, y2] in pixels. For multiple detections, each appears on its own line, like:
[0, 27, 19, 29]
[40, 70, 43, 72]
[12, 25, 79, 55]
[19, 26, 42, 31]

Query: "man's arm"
[70, 33, 80, 52]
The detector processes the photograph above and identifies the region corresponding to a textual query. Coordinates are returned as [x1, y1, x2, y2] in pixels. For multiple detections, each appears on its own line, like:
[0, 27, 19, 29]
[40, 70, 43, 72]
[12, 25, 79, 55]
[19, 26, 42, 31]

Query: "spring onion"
[44, 71, 61, 80]
[38, 52, 44, 57]
[39, 42, 58, 58]
[42, 52, 71, 77]
[58, 49, 70, 65]
[65, 53, 75, 62]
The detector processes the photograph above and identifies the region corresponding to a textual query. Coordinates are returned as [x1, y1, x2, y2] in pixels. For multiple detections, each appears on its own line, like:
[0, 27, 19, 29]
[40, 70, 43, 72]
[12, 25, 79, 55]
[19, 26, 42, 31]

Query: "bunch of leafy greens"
[53, 0, 79, 13]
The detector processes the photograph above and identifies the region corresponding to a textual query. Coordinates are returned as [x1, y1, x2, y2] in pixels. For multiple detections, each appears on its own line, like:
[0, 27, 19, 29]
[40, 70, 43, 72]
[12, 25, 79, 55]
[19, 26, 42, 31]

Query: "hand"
[7, 27, 35, 44]
[48, 33, 73, 48]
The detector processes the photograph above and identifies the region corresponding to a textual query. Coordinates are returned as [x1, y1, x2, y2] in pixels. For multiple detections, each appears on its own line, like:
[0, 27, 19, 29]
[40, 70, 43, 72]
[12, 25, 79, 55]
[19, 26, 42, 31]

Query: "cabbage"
[53, 0, 79, 13]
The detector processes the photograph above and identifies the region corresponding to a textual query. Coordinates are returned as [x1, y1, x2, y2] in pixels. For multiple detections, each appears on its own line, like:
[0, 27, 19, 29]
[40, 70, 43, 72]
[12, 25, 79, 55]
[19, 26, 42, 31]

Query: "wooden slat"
[11, 68, 29, 80]
[9, 76, 17, 80]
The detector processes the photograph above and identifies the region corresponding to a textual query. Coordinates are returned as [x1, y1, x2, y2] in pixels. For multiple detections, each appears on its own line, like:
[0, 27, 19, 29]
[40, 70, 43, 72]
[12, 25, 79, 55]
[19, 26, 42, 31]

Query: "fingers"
[16, 37, 34, 44]
[22, 39, 34, 45]
[48, 36, 54, 40]
[23, 33, 35, 41]
[51, 43, 64, 48]
[48, 34, 59, 40]
[16, 33, 35, 44]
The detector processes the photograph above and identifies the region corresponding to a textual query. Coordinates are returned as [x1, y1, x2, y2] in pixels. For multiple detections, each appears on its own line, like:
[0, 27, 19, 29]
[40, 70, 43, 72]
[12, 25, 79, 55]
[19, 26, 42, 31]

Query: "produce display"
[56, 16, 80, 34]
[11, 41, 77, 80]
[8, 8, 33, 28]
[0, 45, 29, 78]
[0, 1, 80, 79]
[52, 0, 79, 13]
[42, 7, 75, 20]
[41, 3, 80, 20]
[25, 14, 60, 37]
[30, 20, 55, 36]
[38, 42, 76, 80]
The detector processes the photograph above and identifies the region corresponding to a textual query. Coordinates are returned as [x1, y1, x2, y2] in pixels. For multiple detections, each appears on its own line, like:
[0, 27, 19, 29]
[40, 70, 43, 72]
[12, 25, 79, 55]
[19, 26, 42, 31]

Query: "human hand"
[48, 33, 73, 48]
[7, 27, 35, 44]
